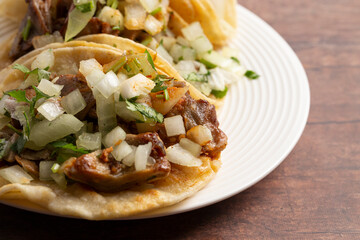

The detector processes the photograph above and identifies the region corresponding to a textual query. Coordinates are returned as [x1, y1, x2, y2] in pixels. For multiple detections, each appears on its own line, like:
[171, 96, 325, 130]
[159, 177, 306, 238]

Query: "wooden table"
[1, 0, 359, 239]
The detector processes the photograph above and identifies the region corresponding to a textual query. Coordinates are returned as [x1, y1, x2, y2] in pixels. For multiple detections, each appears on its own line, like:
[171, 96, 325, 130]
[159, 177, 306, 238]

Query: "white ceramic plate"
[0, 4, 310, 219]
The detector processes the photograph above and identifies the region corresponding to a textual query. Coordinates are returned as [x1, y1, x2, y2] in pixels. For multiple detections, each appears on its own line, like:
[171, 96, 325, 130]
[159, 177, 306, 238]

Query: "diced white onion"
[164, 115, 185, 137]
[37, 98, 65, 121]
[208, 68, 235, 90]
[95, 71, 122, 99]
[140, 0, 159, 12]
[158, 36, 176, 51]
[112, 141, 133, 161]
[120, 73, 155, 99]
[0, 114, 10, 130]
[86, 69, 106, 89]
[31, 49, 55, 70]
[176, 36, 190, 47]
[175, 60, 197, 76]
[98, 6, 124, 28]
[186, 125, 213, 146]
[103, 126, 126, 148]
[144, 15, 163, 35]
[0, 165, 33, 184]
[147, 156, 156, 166]
[50, 173, 67, 188]
[166, 144, 202, 167]
[32, 31, 63, 49]
[11, 105, 30, 126]
[169, 44, 183, 62]
[37, 79, 64, 97]
[39, 161, 56, 181]
[61, 88, 86, 115]
[76, 132, 102, 150]
[156, 44, 173, 64]
[0, 95, 9, 115]
[190, 36, 213, 55]
[124, 3, 147, 30]
[179, 138, 202, 157]
[135, 142, 152, 171]
[181, 22, 205, 42]
[95, 91, 117, 134]
[29, 114, 84, 146]
[200, 51, 232, 69]
[182, 47, 196, 61]
[79, 59, 103, 77]
[122, 146, 137, 167]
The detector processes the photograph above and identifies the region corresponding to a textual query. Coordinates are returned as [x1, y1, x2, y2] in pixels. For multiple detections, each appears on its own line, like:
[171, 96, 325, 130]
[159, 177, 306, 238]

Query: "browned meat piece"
[19, 149, 50, 160]
[62, 133, 171, 192]
[77, 18, 120, 37]
[15, 155, 39, 178]
[10, 0, 52, 59]
[165, 93, 228, 159]
[55, 74, 96, 120]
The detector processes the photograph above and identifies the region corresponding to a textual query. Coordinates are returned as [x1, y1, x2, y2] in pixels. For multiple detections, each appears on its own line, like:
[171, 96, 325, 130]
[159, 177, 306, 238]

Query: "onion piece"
[120, 73, 155, 99]
[79, 59, 103, 77]
[95, 71, 122, 99]
[37, 79, 64, 97]
[135, 142, 152, 171]
[50, 173, 67, 188]
[103, 126, 126, 148]
[65, 0, 96, 41]
[112, 141, 133, 161]
[76, 132, 102, 150]
[179, 138, 202, 157]
[61, 88, 86, 115]
[166, 144, 202, 167]
[95, 91, 118, 135]
[156, 44, 173, 64]
[190, 36, 213, 55]
[39, 161, 56, 181]
[37, 98, 65, 121]
[32, 31, 63, 49]
[164, 115, 186, 137]
[98, 6, 124, 28]
[31, 49, 55, 70]
[176, 36, 190, 47]
[169, 44, 183, 62]
[182, 47, 196, 61]
[0, 165, 33, 184]
[200, 51, 232, 69]
[123, 146, 137, 167]
[115, 101, 147, 122]
[140, 0, 159, 12]
[158, 36, 176, 51]
[86, 69, 105, 89]
[186, 125, 213, 146]
[29, 114, 84, 146]
[144, 14, 163, 35]
[181, 22, 205, 42]
[124, 3, 147, 30]
[0, 95, 9, 115]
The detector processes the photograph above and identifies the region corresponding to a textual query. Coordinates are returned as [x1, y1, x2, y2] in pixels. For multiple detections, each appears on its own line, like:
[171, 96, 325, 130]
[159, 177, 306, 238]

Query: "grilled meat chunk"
[10, 0, 52, 59]
[165, 93, 228, 159]
[62, 133, 171, 192]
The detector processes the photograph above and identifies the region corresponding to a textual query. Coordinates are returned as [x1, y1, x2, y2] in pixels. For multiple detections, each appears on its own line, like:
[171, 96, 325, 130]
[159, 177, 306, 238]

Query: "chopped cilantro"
[75, 1, 94, 13]
[186, 72, 209, 83]
[11, 135, 27, 154]
[0, 139, 7, 158]
[245, 70, 260, 80]
[163, 89, 169, 101]
[12, 64, 51, 80]
[112, 26, 121, 31]
[231, 56, 240, 64]
[22, 17, 32, 41]
[4, 89, 30, 103]
[145, 49, 156, 71]
[125, 100, 163, 123]
[150, 6, 162, 16]
[50, 141, 89, 154]
[211, 87, 228, 99]
[199, 58, 217, 69]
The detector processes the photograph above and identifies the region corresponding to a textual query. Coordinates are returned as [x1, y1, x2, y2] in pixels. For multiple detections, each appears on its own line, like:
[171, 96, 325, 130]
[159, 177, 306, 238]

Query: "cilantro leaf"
[145, 49, 156, 71]
[245, 70, 260, 80]
[211, 87, 228, 99]
[0, 138, 8, 158]
[11, 135, 27, 154]
[199, 59, 217, 69]
[4, 89, 30, 103]
[13, 64, 30, 74]
[231, 57, 240, 64]
[185, 72, 209, 83]
[151, 82, 168, 92]
[125, 100, 163, 123]
[12, 64, 51, 80]
[50, 141, 89, 154]
[75, 1, 94, 13]
[23, 112, 31, 139]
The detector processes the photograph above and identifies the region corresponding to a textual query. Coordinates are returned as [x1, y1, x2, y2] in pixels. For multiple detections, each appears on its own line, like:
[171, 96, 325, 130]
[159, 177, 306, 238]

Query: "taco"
[0, 0, 250, 101]
[0, 39, 227, 219]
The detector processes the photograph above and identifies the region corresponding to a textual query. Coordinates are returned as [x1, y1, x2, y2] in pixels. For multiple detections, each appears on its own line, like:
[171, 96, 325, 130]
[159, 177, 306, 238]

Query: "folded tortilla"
[0, 40, 223, 220]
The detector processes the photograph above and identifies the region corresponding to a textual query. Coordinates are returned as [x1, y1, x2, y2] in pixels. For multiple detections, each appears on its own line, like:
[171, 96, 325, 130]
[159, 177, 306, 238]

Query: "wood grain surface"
[0, 0, 359, 239]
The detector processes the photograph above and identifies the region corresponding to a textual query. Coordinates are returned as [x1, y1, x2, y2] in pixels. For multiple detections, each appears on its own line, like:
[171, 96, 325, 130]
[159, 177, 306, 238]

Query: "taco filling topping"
[0, 49, 227, 192]
[11, 0, 257, 100]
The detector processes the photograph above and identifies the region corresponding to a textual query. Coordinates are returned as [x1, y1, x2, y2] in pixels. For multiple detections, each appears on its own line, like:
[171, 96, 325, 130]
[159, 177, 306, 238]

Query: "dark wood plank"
[0, 0, 359, 239]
